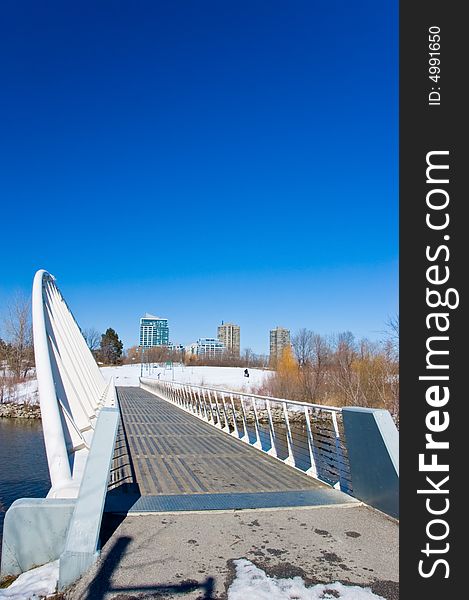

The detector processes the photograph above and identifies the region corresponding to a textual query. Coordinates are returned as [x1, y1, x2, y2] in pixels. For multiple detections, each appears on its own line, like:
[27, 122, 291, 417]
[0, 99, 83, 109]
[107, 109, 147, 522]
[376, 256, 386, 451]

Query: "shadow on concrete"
[99, 513, 130, 549]
[85, 536, 132, 600]
[86, 535, 216, 600]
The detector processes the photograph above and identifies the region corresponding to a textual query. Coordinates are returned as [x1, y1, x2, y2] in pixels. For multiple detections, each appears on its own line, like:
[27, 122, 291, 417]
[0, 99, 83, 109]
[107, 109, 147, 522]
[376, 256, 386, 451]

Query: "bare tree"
[242, 347, 255, 367]
[329, 331, 360, 406]
[3, 293, 34, 378]
[384, 314, 399, 360]
[259, 324, 399, 421]
[292, 328, 315, 367]
[82, 327, 101, 352]
[1, 338, 10, 403]
[145, 345, 170, 364]
[307, 333, 330, 401]
[291, 329, 331, 402]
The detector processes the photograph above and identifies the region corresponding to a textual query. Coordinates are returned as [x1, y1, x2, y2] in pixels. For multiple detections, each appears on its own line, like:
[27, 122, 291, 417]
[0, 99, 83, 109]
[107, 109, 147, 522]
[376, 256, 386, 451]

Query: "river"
[0, 419, 50, 551]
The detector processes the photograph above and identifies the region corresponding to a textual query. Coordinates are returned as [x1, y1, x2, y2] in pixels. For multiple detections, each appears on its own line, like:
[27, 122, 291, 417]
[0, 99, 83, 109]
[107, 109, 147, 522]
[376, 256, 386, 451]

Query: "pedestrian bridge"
[105, 386, 355, 514]
[0, 270, 399, 593]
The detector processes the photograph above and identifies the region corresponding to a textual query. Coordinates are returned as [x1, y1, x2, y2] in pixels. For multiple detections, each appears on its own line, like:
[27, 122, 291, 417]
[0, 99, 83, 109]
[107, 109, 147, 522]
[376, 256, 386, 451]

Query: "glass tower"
[139, 313, 169, 347]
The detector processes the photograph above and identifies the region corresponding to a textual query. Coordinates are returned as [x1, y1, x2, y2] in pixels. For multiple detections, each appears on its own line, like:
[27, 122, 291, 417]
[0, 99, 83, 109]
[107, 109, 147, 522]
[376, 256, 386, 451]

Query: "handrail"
[140, 377, 352, 493]
[153, 379, 343, 412]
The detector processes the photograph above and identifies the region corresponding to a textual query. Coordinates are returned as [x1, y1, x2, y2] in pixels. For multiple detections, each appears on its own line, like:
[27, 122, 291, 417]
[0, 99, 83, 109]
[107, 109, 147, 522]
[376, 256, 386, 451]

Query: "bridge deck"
[106, 387, 356, 512]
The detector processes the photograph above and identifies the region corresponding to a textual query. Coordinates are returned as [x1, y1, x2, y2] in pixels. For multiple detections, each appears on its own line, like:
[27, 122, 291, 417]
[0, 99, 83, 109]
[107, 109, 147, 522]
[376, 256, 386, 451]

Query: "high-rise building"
[217, 322, 240, 358]
[139, 313, 169, 347]
[269, 326, 291, 364]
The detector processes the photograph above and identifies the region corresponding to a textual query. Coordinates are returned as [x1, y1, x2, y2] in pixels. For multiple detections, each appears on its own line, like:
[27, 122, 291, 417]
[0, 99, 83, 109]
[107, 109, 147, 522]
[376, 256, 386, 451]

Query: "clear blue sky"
[0, 1, 398, 354]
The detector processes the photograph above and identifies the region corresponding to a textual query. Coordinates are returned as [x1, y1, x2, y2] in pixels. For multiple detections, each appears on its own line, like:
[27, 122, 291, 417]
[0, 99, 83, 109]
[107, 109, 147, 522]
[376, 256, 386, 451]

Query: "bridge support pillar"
[0, 498, 76, 577]
[342, 407, 399, 518]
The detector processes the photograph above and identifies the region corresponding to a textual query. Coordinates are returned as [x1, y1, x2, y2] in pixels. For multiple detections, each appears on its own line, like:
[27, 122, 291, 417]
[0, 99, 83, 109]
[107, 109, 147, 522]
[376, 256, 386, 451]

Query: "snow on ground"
[0, 559, 386, 600]
[228, 559, 385, 600]
[3, 364, 272, 405]
[0, 560, 58, 599]
[101, 363, 272, 392]
[100, 363, 142, 387]
[1, 376, 38, 405]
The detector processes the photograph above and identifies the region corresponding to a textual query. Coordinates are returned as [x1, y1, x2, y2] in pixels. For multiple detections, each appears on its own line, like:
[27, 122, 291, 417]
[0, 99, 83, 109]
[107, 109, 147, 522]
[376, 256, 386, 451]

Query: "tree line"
[1, 292, 399, 420]
[256, 321, 399, 423]
[122, 345, 269, 369]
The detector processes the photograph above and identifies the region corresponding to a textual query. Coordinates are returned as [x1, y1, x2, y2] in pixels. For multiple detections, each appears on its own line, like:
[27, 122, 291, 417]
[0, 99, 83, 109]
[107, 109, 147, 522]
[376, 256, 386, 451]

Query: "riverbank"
[0, 402, 41, 419]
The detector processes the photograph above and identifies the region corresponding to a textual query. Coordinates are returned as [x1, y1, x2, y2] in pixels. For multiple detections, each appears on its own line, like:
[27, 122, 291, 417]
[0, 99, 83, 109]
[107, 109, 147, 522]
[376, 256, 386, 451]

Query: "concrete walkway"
[65, 505, 398, 600]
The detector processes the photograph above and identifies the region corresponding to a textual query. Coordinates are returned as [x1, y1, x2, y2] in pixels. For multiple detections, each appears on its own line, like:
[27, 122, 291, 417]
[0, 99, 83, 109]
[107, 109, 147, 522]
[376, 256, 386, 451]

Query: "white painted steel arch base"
[32, 269, 114, 498]
[1, 270, 118, 585]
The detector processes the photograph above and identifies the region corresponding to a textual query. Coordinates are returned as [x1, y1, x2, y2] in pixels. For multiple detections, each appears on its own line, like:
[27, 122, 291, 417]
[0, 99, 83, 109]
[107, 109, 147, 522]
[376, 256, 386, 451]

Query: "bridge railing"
[140, 377, 353, 494]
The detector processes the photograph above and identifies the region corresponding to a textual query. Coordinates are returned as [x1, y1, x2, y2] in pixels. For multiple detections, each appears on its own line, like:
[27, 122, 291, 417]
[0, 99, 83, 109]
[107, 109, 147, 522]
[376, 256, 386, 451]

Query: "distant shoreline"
[0, 403, 41, 419]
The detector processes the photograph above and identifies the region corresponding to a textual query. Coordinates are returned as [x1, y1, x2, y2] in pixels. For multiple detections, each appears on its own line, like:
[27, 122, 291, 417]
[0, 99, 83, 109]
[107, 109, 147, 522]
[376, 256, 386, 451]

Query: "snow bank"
[228, 560, 385, 600]
[0, 561, 58, 599]
[2, 364, 272, 405]
[0, 377, 38, 405]
[101, 364, 272, 392]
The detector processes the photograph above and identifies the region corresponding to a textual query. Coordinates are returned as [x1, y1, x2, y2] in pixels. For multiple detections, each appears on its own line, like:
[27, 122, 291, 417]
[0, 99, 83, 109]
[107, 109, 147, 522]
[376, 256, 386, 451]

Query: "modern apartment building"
[217, 322, 240, 358]
[269, 326, 291, 364]
[186, 338, 225, 360]
[139, 313, 169, 347]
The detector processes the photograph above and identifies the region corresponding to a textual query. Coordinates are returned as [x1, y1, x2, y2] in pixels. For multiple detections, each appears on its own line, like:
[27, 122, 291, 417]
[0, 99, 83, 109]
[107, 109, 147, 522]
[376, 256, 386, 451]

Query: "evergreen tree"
[99, 328, 123, 365]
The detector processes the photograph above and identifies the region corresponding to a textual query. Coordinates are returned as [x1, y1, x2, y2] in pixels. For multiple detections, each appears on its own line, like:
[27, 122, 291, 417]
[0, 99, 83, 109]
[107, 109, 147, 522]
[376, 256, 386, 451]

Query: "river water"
[0, 419, 51, 549]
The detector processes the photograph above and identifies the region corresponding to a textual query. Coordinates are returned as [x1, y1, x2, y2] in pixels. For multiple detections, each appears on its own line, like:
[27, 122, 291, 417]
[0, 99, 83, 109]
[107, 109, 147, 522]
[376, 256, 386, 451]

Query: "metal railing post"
[266, 400, 277, 458]
[229, 393, 240, 438]
[283, 402, 296, 467]
[239, 397, 250, 443]
[251, 397, 263, 450]
[304, 406, 319, 478]
[199, 388, 208, 421]
[220, 393, 231, 433]
[211, 390, 223, 429]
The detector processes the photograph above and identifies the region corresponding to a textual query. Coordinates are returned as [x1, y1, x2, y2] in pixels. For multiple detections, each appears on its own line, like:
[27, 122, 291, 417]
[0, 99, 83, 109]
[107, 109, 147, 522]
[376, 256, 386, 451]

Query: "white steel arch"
[32, 269, 114, 498]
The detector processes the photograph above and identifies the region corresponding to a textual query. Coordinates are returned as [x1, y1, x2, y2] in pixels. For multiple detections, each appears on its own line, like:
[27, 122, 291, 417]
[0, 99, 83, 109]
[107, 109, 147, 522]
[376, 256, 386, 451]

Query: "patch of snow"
[0, 377, 38, 405]
[1, 364, 272, 404]
[0, 560, 58, 599]
[228, 559, 385, 600]
[100, 363, 142, 387]
[101, 364, 272, 393]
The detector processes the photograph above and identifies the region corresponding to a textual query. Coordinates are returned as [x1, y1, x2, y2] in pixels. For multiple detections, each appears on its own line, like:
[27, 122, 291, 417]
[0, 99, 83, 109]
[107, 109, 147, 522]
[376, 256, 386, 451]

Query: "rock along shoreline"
[0, 403, 41, 419]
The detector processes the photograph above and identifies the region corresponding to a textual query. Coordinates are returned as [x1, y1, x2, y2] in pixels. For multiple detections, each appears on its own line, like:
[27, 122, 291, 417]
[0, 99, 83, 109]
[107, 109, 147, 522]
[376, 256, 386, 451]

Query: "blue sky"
[0, 1, 398, 353]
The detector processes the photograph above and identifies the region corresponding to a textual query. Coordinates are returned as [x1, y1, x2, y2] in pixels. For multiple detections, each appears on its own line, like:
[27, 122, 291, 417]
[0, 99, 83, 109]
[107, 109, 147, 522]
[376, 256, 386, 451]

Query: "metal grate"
[140, 379, 353, 495]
